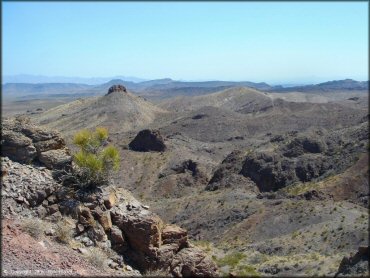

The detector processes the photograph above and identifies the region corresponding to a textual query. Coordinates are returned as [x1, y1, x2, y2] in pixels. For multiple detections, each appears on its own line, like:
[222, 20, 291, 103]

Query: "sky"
[2, 1, 369, 84]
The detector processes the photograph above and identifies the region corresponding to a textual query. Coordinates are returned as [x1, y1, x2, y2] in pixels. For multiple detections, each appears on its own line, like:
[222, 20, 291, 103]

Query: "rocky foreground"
[1, 117, 217, 277]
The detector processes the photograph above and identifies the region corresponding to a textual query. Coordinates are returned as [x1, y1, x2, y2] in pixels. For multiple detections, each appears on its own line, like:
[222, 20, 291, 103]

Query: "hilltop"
[32, 85, 167, 136]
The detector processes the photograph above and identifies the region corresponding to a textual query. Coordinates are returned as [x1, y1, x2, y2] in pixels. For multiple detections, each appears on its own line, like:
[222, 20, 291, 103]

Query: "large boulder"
[129, 129, 166, 152]
[38, 149, 72, 170]
[161, 224, 188, 249]
[1, 130, 37, 163]
[111, 207, 164, 255]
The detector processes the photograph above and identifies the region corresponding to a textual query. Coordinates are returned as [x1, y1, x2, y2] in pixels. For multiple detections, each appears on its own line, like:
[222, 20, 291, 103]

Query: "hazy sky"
[3, 2, 368, 83]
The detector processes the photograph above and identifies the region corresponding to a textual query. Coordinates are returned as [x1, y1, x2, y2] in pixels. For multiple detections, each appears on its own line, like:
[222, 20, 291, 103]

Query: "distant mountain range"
[2, 78, 368, 100]
[2, 74, 147, 85]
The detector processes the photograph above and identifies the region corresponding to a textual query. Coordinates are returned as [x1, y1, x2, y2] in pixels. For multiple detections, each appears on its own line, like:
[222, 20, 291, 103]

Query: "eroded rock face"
[1, 117, 71, 169]
[129, 129, 166, 152]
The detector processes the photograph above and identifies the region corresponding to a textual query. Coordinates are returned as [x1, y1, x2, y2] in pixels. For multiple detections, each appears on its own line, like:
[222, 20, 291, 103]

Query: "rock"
[1, 158, 61, 217]
[156, 243, 180, 269]
[108, 261, 119, 270]
[85, 202, 98, 210]
[82, 237, 94, 247]
[45, 228, 56, 236]
[48, 204, 59, 215]
[298, 190, 328, 200]
[1, 131, 36, 163]
[335, 246, 369, 277]
[107, 85, 127, 95]
[94, 207, 112, 232]
[46, 194, 57, 204]
[110, 226, 125, 246]
[34, 137, 65, 153]
[103, 191, 117, 209]
[58, 199, 80, 218]
[77, 206, 95, 226]
[38, 149, 72, 170]
[125, 265, 133, 271]
[78, 247, 89, 255]
[37, 206, 48, 218]
[1, 117, 71, 169]
[87, 222, 107, 242]
[161, 224, 188, 249]
[129, 129, 166, 152]
[170, 246, 218, 277]
[111, 208, 163, 254]
[76, 224, 85, 234]
[49, 211, 63, 221]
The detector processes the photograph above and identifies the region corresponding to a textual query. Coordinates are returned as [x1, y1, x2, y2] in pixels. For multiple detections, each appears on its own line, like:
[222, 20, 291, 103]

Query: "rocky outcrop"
[206, 150, 258, 193]
[1, 157, 61, 217]
[282, 135, 327, 157]
[240, 151, 298, 192]
[335, 246, 369, 277]
[129, 129, 166, 152]
[1, 117, 71, 169]
[106, 85, 127, 95]
[109, 196, 217, 276]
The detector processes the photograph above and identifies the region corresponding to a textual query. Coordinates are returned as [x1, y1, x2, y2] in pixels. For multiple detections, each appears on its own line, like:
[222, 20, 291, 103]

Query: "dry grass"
[85, 247, 107, 269]
[55, 218, 73, 244]
[20, 218, 45, 239]
[143, 268, 171, 277]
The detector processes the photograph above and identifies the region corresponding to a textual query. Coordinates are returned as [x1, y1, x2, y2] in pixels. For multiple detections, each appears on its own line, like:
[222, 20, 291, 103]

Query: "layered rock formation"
[1, 117, 71, 169]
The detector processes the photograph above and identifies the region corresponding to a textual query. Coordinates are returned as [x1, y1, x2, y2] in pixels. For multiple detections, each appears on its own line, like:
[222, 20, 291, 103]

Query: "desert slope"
[33, 87, 168, 135]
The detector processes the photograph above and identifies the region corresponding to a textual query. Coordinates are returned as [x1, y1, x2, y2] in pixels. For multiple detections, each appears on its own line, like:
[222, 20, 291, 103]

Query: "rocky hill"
[32, 85, 168, 136]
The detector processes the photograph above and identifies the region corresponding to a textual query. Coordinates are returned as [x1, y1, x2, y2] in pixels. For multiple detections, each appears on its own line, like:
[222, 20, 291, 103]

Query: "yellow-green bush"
[71, 127, 120, 190]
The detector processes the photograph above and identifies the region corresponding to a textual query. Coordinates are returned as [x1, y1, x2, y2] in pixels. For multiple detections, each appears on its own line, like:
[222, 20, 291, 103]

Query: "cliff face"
[1, 118, 218, 277]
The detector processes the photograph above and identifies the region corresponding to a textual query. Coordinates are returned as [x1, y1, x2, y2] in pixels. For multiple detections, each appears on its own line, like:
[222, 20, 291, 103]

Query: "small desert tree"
[71, 127, 120, 191]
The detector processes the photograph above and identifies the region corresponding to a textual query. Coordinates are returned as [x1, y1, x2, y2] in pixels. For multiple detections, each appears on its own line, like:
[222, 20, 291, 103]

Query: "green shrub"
[68, 127, 120, 191]
[216, 252, 246, 268]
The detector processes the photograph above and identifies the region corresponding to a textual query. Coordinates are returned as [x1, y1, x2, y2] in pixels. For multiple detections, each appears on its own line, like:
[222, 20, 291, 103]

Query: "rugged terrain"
[1, 118, 217, 277]
[2, 79, 369, 277]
